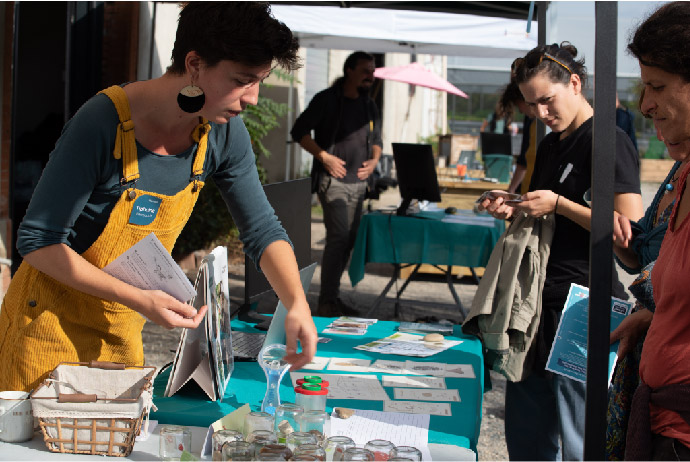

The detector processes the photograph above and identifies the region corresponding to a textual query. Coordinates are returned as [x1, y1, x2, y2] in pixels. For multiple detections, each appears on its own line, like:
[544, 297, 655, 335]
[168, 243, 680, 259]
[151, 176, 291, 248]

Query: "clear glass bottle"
[159, 425, 191, 461]
[259, 344, 291, 415]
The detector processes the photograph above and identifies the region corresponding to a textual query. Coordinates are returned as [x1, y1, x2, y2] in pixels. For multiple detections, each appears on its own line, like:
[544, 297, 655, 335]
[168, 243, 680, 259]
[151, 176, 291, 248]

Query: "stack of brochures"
[322, 316, 377, 336]
[398, 322, 454, 335]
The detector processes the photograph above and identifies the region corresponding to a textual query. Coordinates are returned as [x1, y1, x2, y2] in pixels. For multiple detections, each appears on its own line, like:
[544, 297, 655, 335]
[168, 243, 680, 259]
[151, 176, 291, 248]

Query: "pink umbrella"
[374, 62, 468, 98]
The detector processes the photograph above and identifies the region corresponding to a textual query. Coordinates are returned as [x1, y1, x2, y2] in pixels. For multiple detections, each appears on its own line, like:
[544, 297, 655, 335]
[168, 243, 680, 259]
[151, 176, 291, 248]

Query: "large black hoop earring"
[177, 84, 205, 113]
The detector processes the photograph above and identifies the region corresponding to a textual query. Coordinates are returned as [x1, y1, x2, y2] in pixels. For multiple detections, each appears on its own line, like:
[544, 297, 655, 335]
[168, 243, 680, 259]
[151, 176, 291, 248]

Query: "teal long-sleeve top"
[17, 92, 289, 270]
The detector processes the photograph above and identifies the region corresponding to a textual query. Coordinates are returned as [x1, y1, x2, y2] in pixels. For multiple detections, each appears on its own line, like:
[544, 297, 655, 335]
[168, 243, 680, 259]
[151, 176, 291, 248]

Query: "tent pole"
[285, 72, 294, 182]
[536, 2, 547, 146]
[585, 2, 617, 460]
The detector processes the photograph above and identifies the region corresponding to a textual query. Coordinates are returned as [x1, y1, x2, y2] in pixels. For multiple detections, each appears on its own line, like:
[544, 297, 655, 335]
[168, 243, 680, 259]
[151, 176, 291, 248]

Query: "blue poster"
[545, 283, 633, 383]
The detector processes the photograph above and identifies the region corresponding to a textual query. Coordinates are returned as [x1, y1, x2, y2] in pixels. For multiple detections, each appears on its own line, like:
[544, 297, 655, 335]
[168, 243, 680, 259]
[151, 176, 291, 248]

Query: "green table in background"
[348, 210, 505, 318]
[150, 317, 485, 455]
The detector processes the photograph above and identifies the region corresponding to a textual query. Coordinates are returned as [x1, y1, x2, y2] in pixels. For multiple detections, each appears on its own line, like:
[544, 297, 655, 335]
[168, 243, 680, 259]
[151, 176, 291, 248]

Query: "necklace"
[666, 162, 689, 193]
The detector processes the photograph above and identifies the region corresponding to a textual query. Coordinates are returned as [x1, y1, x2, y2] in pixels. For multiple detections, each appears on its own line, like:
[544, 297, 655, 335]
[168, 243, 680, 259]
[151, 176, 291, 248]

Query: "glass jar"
[244, 411, 275, 438]
[222, 441, 252, 461]
[286, 431, 318, 452]
[364, 440, 395, 461]
[256, 452, 287, 461]
[295, 383, 328, 412]
[294, 443, 327, 461]
[389, 446, 422, 461]
[212, 429, 244, 461]
[159, 425, 192, 461]
[274, 403, 304, 443]
[247, 430, 278, 459]
[259, 443, 293, 461]
[299, 410, 329, 445]
[343, 448, 375, 461]
[324, 436, 356, 462]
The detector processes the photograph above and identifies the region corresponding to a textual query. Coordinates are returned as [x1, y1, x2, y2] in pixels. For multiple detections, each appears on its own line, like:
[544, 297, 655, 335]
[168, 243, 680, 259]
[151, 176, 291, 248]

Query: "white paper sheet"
[327, 358, 372, 373]
[330, 409, 429, 448]
[103, 232, 196, 302]
[383, 400, 452, 416]
[299, 356, 330, 370]
[393, 388, 460, 402]
[404, 361, 476, 379]
[355, 332, 462, 357]
[382, 375, 446, 389]
[289, 372, 389, 401]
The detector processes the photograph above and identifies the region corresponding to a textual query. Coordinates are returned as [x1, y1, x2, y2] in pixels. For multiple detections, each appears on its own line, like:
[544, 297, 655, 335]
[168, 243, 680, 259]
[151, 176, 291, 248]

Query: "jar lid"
[297, 378, 330, 388]
[303, 383, 321, 391]
[304, 376, 322, 383]
[295, 384, 328, 395]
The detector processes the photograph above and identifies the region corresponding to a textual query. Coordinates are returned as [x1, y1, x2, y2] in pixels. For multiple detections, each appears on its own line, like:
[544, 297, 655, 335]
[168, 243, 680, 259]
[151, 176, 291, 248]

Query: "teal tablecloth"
[151, 317, 485, 452]
[348, 211, 505, 286]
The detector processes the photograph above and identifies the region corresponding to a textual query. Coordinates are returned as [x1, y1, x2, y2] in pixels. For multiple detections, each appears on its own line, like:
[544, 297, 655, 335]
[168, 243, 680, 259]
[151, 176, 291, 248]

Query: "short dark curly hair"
[628, 2, 690, 83]
[512, 42, 587, 88]
[168, 2, 301, 74]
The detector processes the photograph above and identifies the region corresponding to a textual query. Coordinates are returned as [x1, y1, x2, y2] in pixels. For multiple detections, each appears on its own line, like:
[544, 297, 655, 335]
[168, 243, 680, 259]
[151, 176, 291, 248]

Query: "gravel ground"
[142, 183, 657, 461]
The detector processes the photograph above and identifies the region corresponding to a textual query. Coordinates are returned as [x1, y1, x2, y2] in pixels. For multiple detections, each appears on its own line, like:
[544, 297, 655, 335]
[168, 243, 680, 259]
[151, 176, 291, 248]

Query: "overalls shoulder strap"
[98, 86, 211, 190]
[99, 85, 139, 185]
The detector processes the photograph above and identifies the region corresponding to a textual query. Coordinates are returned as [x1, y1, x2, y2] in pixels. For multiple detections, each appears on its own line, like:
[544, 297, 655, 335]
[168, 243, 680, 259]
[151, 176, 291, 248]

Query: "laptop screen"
[262, 262, 317, 348]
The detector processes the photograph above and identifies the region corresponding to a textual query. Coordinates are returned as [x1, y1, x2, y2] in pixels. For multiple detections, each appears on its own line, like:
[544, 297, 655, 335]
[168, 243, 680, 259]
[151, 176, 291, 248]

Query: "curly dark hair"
[511, 42, 587, 87]
[495, 81, 524, 126]
[168, 2, 301, 74]
[628, 2, 690, 83]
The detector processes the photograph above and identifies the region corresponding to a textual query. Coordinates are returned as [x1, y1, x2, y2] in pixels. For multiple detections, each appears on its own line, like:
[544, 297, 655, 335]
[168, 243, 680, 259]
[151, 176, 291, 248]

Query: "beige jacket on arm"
[462, 213, 555, 382]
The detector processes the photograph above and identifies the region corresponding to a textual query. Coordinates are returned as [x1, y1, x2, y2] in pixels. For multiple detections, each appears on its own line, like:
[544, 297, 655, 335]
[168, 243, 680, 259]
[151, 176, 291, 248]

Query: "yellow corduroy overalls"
[0, 85, 210, 392]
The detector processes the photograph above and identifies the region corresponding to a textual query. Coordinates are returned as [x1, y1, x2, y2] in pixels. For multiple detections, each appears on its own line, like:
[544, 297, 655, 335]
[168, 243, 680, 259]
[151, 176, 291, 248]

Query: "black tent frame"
[271, 1, 620, 458]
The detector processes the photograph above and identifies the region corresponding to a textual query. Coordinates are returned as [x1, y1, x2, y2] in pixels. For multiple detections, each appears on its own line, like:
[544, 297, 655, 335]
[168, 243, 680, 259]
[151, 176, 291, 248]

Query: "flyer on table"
[546, 283, 633, 383]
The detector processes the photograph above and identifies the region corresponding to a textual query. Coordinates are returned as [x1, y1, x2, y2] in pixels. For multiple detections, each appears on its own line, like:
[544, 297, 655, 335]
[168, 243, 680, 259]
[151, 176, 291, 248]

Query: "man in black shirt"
[291, 51, 383, 316]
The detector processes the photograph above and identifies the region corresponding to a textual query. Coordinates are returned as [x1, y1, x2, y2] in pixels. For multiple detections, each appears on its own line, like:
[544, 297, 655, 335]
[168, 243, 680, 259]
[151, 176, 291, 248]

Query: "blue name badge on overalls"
[129, 194, 162, 225]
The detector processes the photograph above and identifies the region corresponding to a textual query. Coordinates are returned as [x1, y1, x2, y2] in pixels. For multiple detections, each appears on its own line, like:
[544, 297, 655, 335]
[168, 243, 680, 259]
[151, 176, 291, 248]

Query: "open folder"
[164, 246, 233, 402]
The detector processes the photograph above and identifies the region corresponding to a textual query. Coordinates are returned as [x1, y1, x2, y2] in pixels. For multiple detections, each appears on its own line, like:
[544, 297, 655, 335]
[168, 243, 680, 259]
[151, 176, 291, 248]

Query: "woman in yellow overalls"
[0, 2, 317, 392]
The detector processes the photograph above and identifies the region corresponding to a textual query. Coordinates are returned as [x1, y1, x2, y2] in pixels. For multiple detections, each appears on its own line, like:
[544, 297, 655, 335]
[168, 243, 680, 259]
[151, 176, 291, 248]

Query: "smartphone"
[477, 191, 522, 203]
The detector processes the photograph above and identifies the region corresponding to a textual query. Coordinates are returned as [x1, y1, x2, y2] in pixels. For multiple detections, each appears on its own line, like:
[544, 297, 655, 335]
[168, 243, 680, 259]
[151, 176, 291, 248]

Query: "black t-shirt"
[528, 117, 641, 370]
[332, 95, 371, 183]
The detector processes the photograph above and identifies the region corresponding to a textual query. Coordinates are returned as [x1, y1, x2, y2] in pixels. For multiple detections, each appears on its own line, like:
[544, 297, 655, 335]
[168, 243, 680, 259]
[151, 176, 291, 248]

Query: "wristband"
[554, 194, 560, 214]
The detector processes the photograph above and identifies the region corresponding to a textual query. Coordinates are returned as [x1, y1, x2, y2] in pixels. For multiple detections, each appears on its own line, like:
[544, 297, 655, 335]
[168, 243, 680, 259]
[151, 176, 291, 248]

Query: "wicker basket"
[30, 361, 156, 457]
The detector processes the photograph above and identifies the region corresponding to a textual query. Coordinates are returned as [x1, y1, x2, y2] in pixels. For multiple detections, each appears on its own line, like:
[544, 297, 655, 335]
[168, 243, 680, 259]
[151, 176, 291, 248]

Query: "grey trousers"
[317, 175, 367, 304]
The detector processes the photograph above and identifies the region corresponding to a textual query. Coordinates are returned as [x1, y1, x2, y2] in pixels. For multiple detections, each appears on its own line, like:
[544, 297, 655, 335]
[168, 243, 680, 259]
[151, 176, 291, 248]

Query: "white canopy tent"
[270, 5, 538, 58]
[269, 4, 538, 179]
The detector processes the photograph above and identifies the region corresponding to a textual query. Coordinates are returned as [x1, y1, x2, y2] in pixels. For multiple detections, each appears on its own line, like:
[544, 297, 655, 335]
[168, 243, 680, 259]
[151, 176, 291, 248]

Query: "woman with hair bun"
[478, 42, 643, 460]
[623, 2, 690, 460]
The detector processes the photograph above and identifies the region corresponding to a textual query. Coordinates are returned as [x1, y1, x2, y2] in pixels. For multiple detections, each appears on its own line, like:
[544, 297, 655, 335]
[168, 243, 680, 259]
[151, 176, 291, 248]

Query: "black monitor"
[237, 178, 313, 322]
[480, 132, 512, 158]
[391, 143, 442, 216]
